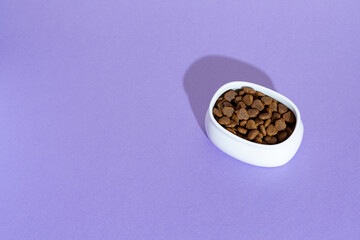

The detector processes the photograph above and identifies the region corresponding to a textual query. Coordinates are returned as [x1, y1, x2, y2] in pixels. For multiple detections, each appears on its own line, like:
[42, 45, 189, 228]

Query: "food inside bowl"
[212, 87, 296, 144]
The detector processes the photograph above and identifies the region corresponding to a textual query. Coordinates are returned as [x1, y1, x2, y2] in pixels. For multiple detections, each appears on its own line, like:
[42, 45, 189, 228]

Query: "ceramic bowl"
[205, 81, 304, 167]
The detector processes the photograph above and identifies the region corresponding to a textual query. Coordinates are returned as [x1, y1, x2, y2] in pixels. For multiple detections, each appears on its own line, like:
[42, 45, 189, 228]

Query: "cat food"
[213, 87, 296, 144]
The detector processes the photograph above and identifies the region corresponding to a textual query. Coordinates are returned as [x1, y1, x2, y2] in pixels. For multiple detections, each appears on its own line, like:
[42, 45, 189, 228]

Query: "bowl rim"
[208, 81, 302, 149]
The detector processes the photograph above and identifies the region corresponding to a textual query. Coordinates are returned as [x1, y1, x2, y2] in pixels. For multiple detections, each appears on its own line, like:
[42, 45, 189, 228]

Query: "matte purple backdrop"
[1, 1, 360, 239]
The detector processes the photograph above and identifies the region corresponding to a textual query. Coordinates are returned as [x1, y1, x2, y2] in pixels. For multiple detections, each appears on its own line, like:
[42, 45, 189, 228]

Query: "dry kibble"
[222, 106, 234, 117]
[243, 87, 256, 94]
[259, 125, 266, 136]
[223, 101, 232, 108]
[247, 130, 259, 140]
[275, 119, 287, 131]
[213, 87, 296, 145]
[236, 101, 247, 110]
[254, 118, 264, 127]
[215, 98, 223, 107]
[286, 127, 293, 136]
[265, 107, 272, 114]
[283, 111, 295, 123]
[264, 136, 277, 144]
[234, 96, 242, 103]
[237, 127, 248, 135]
[266, 124, 278, 136]
[278, 104, 288, 114]
[272, 112, 281, 121]
[224, 90, 237, 102]
[231, 114, 239, 124]
[226, 120, 237, 128]
[218, 116, 231, 125]
[237, 133, 247, 139]
[269, 102, 277, 112]
[261, 96, 272, 105]
[247, 108, 260, 118]
[255, 91, 265, 97]
[264, 119, 271, 128]
[226, 128, 237, 135]
[254, 136, 263, 143]
[242, 94, 254, 106]
[213, 108, 223, 117]
[277, 131, 288, 142]
[216, 97, 224, 102]
[246, 120, 257, 130]
[236, 108, 249, 120]
[216, 100, 225, 110]
[239, 120, 247, 127]
[251, 99, 265, 111]
[258, 112, 271, 120]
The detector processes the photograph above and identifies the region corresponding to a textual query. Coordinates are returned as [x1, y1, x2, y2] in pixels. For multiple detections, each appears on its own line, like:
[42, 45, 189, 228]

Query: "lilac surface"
[1, 0, 360, 239]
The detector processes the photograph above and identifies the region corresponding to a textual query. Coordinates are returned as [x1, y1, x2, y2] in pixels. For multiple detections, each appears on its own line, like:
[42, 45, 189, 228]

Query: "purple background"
[1, 1, 360, 239]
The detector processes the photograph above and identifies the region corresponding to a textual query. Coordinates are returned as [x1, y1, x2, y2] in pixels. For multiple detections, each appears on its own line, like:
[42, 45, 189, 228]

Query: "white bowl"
[205, 81, 304, 167]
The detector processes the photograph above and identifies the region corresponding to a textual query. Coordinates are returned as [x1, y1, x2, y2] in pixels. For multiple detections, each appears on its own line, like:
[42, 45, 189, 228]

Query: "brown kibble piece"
[259, 125, 266, 136]
[236, 108, 249, 120]
[254, 136, 262, 143]
[226, 120, 237, 128]
[216, 97, 224, 102]
[231, 114, 239, 124]
[264, 136, 277, 144]
[275, 119, 287, 131]
[222, 106, 234, 117]
[254, 118, 264, 127]
[277, 131, 288, 142]
[239, 120, 247, 127]
[247, 108, 259, 118]
[224, 90, 237, 102]
[236, 101, 247, 110]
[269, 102, 277, 112]
[261, 96, 272, 105]
[278, 104, 288, 114]
[243, 87, 256, 94]
[286, 127, 293, 136]
[257, 132, 264, 139]
[272, 112, 281, 121]
[223, 101, 232, 108]
[213, 108, 223, 117]
[238, 90, 245, 96]
[247, 130, 259, 140]
[246, 120, 257, 129]
[218, 116, 231, 125]
[216, 99, 225, 110]
[255, 91, 265, 97]
[266, 124, 278, 136]
[242, 94, 254, 106]
[237, 133, 247, 139]
[237, 127, 247, 135]
[226, 128, 237, 135]
[265, 107, 272, 114]
[264, 119, 271, 128]
[234, 96, 242, 103]
[251, 99, 265, 111]
[215, 98, 223, 107]
[258, 112, 271, 120]
[283, 111, 295, 123]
